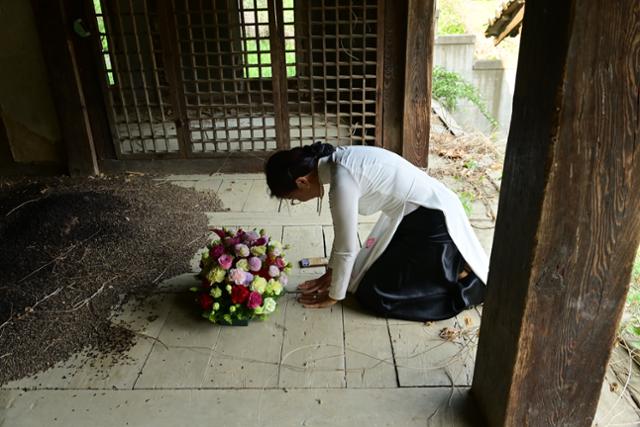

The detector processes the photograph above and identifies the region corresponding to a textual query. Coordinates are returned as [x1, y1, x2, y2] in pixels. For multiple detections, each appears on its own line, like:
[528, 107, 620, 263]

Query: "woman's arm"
[298, 164, 360, 308]
[326, 164, 361, 300]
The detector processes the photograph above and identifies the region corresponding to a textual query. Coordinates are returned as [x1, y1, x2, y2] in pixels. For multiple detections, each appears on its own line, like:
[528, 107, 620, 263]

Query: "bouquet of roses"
[192, 227, 291, 325]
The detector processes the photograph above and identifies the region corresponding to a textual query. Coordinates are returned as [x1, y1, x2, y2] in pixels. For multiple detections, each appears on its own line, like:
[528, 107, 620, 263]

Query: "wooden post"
[31, 0, 100, 175]
[157, 0, 191, 158]
[380, 0, 407, 155]
[472, 0, 640, 425]
[402, 0, 435, 167]
[268, 0, 291, 150]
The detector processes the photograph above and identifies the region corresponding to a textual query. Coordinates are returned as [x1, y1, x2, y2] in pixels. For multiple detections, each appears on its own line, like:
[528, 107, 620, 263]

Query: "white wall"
[434, 35, 514, 141]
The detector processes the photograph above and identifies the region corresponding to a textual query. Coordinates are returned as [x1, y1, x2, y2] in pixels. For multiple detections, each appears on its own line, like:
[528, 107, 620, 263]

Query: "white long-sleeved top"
[318, 145, 489, 301]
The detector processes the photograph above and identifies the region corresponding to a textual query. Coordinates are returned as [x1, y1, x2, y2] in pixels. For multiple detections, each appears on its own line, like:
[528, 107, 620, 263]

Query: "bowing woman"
[265, 142, 488, 321]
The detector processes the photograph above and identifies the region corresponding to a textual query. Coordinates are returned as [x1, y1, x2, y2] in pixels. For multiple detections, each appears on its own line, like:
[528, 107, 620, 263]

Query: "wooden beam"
[472, 0, 640, 425]
[402, 0, 435, 168]
[99, 152, 271, 174]
[380, 0, 407, 155]
[494, 5, 524, 46]
[31, 0, 100, 175]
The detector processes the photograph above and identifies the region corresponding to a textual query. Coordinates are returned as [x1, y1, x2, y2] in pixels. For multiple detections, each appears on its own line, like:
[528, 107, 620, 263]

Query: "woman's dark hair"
[265, 141, 335, 198]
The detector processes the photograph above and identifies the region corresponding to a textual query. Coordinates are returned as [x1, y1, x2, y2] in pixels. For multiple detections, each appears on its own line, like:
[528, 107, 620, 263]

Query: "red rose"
[198, 293, 214, 310]
[275, 257, 286, 269]
[257, 267, 271, 279]
[247, 291, 263, 309]
[212, 229, 226, 239]
[231, 285, 250, 304]
[255, 237, 267, 246]
[210, 244, 225, 259]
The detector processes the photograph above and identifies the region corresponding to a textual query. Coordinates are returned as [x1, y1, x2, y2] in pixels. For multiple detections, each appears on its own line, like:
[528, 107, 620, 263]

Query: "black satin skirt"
[355, 207, 485, 322]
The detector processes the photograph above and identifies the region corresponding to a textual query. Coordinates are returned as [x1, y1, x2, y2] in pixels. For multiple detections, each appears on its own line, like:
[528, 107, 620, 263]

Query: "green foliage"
[437, 0, 466, 35]
[244, 39, 297, 78]
[432, 66, 498, 129]
[633, 249, 640, 284]
[622, 249, 640, 339]
[458, 191, 475, 216]
[463, 159, 478, 170]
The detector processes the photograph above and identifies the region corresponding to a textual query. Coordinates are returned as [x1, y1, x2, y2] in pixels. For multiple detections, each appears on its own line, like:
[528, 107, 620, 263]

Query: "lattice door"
[91, 0, 380, 162]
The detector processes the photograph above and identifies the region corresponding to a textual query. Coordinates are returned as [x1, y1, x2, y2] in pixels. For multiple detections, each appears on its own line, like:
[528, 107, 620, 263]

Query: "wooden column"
[31, 0, 100, 175]
[268, 0, 291, 150]
[472, 0, 640, 425]
[157, 0, 190, 158]
[401, 0, 435, 167]
[378, 0, 407, 154]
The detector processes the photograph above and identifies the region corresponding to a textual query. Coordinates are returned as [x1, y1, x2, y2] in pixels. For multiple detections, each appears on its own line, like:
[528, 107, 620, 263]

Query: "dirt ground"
[0, 175, 222, 385]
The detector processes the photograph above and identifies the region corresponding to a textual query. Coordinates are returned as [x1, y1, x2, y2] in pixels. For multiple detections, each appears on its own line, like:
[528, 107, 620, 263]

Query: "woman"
[265, 142, 487, 321]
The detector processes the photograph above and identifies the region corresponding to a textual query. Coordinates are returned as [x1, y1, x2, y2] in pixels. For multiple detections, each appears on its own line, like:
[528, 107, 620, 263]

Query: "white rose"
[263, 297, 277, 314]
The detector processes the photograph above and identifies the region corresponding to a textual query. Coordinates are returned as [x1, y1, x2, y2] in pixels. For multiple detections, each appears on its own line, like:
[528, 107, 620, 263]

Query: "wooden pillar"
[268, 0, 291, 150]
[378, 0, 407, 154]
[472, 1, 640, 426]
[401, 0, 435, 167]
[31, 0, 100, 175]
[157, 0, 190, 158]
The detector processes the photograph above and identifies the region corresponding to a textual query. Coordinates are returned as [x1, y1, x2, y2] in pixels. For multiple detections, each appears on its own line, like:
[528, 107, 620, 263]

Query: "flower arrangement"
[192, 227, 291, 325]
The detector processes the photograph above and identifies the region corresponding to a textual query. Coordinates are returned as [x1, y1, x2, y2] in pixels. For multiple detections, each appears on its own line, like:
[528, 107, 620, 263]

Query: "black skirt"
[355, 207, 485, 322]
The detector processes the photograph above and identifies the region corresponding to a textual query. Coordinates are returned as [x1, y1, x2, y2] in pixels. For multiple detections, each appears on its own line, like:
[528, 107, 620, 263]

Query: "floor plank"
[216, 179, 253, 212]
[342, 298, 397, 388]
[202, 299, 287, 388]
[278, 295, 346, 388]
[0, 387, 480, 427]
[134, 293, 221, 389]
[282, 226, 325, 276]
[390, 313, 477, 387]
[242, 180, 280, 213]
[206, 212, 379, 227]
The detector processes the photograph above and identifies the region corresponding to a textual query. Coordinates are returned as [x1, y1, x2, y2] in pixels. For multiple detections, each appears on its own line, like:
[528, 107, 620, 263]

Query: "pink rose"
[209, 244, 225, 259]
[218, 254, 233, 270]
[268, 265, 280, 278]
[229, 268, 246, 285]
[248, 257, 262, 272]
[275, 257, 286, 269]
[247, 291, 263, 309]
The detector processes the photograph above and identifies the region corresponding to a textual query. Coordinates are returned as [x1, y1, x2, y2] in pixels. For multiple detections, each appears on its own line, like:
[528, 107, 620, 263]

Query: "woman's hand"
[298, 292, 338, 308]
[297, 270, 337, 308]
[297, 270, 332, 294]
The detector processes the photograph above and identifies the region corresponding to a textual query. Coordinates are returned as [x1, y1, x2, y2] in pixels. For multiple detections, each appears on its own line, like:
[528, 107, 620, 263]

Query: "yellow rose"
[251, 276, 267, 294]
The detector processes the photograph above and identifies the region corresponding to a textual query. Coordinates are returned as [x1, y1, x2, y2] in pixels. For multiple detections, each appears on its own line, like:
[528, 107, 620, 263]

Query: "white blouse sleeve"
[327, 163, 360, 300]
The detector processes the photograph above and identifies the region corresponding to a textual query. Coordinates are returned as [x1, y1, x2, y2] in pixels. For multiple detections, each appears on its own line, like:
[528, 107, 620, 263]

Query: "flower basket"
[191, 227, 291, 326]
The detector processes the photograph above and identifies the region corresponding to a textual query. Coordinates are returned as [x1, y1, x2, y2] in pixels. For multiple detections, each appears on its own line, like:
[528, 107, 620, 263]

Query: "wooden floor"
[2, 173, 639, 426]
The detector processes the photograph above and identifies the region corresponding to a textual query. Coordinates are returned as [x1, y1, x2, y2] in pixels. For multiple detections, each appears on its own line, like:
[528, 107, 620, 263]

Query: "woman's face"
[285, 175, 321, 203]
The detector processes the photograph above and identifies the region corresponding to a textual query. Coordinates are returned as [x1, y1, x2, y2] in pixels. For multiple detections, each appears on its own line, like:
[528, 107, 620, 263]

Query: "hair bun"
[304, 141, 335, 159]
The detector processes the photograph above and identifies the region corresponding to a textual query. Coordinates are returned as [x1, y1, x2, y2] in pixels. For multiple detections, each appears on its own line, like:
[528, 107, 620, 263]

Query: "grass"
[243, 39, 297, 79]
